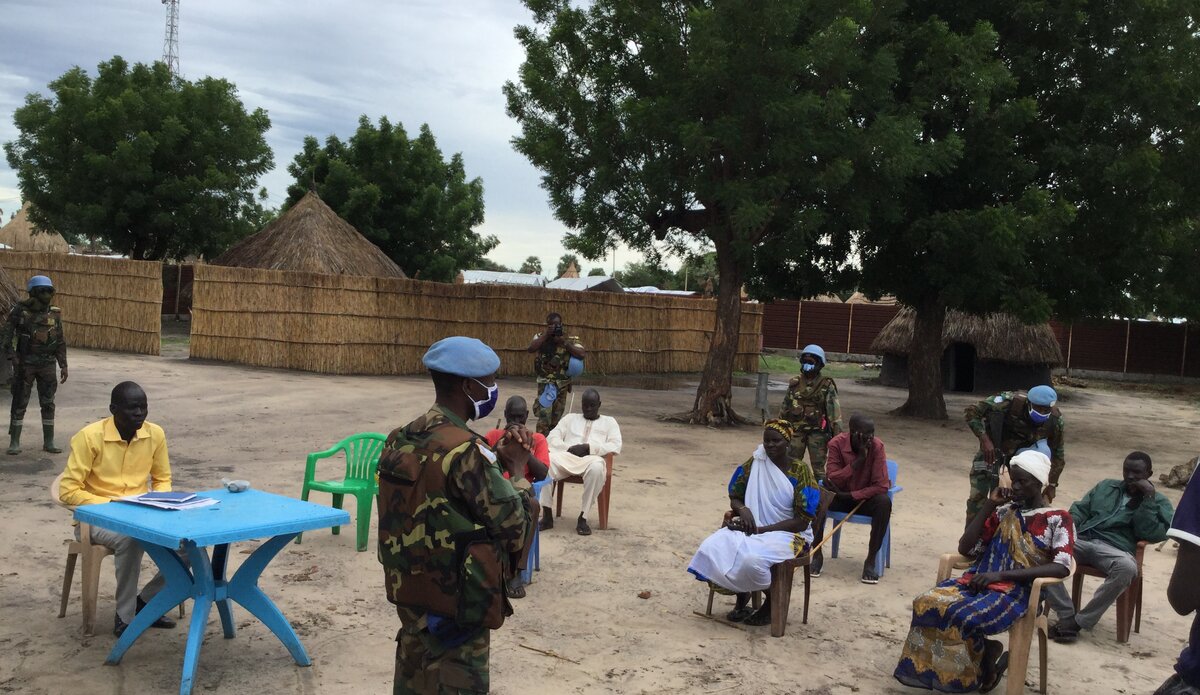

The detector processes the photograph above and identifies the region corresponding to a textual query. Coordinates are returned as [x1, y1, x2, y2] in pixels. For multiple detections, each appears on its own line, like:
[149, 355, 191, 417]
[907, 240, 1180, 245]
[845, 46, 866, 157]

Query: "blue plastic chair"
[825, 459, 902, 578]
[520, 479, 549, 586]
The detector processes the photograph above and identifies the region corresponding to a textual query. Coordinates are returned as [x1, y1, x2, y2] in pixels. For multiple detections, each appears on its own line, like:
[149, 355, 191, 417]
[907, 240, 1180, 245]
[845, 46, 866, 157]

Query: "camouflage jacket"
[533, 332, 583, 385]
[376, 405, 533, 629]
[0, 298, 66, 368]
[779, 375, 842, 436]
[965, 391, 1066, 485]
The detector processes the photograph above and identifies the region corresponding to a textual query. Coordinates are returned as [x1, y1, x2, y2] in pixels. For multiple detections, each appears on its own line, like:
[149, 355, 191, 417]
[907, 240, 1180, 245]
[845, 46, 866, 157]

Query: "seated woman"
[894, 451, 1074, 693]
[687, 419, 820, 626]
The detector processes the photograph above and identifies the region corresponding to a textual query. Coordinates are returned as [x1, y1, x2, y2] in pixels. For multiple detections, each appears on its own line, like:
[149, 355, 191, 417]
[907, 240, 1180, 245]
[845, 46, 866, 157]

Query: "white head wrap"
[1010, 450, 1051, 487]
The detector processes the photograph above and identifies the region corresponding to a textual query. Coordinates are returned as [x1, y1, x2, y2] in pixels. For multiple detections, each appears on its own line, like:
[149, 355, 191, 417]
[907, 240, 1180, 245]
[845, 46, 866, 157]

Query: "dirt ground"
[0, 347, 1197, 695]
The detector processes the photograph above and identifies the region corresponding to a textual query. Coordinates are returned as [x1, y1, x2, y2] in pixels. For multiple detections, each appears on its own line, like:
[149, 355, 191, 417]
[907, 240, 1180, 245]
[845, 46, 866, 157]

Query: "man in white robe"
[539, 388, 622, 535]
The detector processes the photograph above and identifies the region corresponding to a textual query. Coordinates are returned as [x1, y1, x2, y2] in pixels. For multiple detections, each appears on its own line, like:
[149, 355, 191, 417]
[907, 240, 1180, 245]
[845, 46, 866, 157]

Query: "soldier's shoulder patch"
[993, 396, 1004, 403]
[49, 306, 62, 313]
[476, 441, 497, 464]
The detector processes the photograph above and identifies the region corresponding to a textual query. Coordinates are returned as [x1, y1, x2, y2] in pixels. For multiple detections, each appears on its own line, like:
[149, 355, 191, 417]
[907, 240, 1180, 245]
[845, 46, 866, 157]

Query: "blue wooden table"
[74, 488, 350, 695]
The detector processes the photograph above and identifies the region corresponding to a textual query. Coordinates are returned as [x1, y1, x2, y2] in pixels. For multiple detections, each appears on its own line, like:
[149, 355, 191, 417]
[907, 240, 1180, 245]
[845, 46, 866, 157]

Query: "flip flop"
[725, 606, 753, 623]
[979, 651, 1009, 693]
[506, 580, 527, 600]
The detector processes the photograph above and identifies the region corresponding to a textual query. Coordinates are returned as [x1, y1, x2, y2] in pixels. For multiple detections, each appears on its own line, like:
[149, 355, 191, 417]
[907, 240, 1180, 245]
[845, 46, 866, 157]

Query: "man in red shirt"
[813, 413, 892, 584]
[486, 396, 549, 599]
[485, 396, 550, 483]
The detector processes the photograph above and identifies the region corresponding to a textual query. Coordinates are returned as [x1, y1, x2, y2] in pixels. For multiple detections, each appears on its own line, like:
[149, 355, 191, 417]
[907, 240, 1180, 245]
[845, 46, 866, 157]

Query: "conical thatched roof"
[871, 308, 1063, 365]
[0, 204, 71, 253]
[212, 192, 405, 278]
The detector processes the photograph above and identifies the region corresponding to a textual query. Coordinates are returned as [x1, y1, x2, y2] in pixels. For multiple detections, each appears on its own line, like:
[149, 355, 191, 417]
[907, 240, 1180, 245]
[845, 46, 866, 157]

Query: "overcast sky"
[0, 0, 651, 273]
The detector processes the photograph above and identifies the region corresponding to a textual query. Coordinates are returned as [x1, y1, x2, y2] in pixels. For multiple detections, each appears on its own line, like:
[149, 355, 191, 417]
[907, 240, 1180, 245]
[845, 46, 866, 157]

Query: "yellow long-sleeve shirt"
[59, 417, 171, 506]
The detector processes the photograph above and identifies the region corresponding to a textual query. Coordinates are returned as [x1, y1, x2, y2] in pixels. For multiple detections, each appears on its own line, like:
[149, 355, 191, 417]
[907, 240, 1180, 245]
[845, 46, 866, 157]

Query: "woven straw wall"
[191, 264, 762, 375]
[0, 252, 162, 355]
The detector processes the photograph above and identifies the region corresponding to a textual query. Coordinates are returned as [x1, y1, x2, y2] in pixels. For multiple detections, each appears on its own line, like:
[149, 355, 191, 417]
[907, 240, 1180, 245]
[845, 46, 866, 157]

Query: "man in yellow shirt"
[58, 381, 178, 636]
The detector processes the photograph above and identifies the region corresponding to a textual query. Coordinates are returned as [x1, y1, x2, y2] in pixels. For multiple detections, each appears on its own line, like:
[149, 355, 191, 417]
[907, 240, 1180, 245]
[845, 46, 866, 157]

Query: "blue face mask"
[1028, 406, 1050, 425]
[466, 378, 499, 420]
[801, 362, 817, 373]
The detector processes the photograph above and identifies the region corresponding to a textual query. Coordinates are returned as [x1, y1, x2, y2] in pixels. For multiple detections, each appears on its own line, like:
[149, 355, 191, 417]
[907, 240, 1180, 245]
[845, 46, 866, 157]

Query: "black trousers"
[816, 492, 892, 561]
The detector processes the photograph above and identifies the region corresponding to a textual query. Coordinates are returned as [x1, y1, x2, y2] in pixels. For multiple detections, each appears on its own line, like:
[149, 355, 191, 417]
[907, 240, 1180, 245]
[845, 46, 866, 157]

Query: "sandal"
[980, 650, 1009, 693]
[743, 606, 771, 626]
[725, 606, 753, 623]
[505, 578, 527, 600]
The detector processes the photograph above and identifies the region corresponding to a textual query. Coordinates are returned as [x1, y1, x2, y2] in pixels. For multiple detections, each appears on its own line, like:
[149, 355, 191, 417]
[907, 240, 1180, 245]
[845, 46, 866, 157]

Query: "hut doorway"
[948, 342, 976, 392]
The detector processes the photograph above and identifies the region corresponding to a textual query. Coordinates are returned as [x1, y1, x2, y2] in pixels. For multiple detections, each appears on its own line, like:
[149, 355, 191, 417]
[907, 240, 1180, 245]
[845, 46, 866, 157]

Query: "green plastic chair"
[296, 432, 387, 551]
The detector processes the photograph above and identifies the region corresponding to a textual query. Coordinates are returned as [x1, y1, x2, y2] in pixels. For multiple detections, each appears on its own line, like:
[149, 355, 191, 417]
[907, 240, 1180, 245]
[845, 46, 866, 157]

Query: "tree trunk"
[893, 299, 948, 419]
[688, 239, 748, 426]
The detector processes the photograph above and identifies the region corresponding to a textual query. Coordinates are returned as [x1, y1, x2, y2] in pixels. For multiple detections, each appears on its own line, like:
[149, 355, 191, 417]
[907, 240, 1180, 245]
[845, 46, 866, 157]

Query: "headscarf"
[1010, 450, 1051, 487]
[764, 418, 795, 441]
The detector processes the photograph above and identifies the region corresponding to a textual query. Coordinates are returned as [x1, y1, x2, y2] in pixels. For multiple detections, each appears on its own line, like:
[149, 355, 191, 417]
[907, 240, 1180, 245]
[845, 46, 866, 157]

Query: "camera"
[552, 325, 563, 337]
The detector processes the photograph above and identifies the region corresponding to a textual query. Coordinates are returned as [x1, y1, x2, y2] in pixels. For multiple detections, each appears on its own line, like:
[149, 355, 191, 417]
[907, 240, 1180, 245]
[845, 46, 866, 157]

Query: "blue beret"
[422, 337, 501, 378]
[1028, 385, 1057, 407]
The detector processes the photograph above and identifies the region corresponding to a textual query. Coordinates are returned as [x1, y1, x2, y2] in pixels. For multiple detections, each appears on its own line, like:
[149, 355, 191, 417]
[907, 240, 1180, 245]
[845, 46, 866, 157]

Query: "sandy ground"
[1, 347, 1197, 695]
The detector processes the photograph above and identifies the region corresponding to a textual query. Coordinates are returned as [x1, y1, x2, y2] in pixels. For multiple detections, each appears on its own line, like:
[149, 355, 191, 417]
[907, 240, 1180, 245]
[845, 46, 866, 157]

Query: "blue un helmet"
[799, 344, 826, 375]
[26, 275, 53, 292]
[567, 356, 585, 378]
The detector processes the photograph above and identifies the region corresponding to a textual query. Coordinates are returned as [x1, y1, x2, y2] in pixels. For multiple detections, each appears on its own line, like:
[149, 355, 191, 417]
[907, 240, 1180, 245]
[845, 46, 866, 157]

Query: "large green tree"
[855, 0, 1200, 418]
[4, 56, 273, 260]
[506, 1, 927, 424]
[286, 116, 493, 281]
[519, 256, 543, 274]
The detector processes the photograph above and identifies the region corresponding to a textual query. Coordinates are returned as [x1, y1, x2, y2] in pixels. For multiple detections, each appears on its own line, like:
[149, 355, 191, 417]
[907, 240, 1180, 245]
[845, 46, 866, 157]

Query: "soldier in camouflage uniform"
[964, 384, 1065, 524]
[779, 344, 842, 482]
[377, 336, 536, 695]
[2, 275, 68, 455]
[527, 312, 585, 435]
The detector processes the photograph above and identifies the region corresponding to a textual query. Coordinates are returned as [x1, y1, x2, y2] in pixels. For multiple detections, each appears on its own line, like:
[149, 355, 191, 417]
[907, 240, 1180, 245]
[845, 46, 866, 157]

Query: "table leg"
[106, 542, 194, 665]
[180, 543, 215, 695]
[227, 533, 310, 666]
[211, 543, 236, 639]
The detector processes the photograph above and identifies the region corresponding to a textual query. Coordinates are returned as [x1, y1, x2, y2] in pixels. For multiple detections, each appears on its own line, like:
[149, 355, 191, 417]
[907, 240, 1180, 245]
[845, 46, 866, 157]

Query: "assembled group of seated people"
[483, 387, 623, 598]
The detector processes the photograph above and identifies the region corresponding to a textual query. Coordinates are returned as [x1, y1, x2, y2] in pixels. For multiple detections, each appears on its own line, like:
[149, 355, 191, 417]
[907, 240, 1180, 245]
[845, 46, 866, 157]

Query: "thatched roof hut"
[871, 308, 1063, 393]
[0, 204, 71, 253]
[212, 192, 406, 278]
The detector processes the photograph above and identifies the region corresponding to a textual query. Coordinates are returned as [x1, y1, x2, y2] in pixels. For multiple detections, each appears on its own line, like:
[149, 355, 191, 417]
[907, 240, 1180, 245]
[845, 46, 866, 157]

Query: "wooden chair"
[937, 553, 1076, 695]
[1070, 540, 1146, 643]
[554, 452, 615, 530]
[52, 472, 184, 636]
[704, 488, 837, 637]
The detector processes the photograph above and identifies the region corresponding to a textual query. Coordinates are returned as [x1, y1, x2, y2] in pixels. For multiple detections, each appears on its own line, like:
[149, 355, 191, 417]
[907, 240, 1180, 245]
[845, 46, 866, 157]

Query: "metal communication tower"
[161, 0, 180, 75]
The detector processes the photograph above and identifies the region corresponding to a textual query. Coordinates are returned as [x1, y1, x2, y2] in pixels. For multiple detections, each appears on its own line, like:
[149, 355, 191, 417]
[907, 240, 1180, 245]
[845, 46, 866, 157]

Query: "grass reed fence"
[191, 264, 762, 376]
[0, 251, 161, 355]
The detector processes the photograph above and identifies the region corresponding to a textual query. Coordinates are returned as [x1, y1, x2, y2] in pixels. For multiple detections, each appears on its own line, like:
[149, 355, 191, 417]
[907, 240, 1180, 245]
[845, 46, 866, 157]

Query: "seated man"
[540, 388, 622, 536]
[57, 381, 178, 637]
[485, 395, 550, 483]
[486, 395, 549, 599]
[1046, 451, 1174, 643]
[815, 413, 892, 584]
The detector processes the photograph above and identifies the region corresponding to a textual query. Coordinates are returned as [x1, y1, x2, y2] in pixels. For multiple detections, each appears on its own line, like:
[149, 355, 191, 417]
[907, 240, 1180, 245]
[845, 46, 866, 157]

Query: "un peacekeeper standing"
[526, 312, 585, 435]
[377, 336, 536, 695]
[964, 384, 1065, 524]
[779, 344, 842, 481]
[2, 275, 67, 455]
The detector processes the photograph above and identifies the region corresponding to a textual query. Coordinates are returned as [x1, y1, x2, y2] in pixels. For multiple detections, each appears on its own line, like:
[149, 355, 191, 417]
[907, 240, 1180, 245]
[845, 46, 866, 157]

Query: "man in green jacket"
[1046, 451, 1174, 643]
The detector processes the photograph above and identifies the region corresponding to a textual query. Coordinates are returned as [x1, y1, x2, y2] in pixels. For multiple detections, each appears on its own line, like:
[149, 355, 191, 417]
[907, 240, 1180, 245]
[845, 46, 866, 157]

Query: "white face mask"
[465, 378, 499, 421]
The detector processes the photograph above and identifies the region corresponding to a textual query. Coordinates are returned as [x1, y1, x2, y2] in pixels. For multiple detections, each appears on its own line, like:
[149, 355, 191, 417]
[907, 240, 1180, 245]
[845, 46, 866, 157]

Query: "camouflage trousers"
[966, 463, 999, 524]
[790, 430, 831, 481]
[10, 362, 57, 425]
[533, 382, 568, 435]
[394, 606, 489, 695]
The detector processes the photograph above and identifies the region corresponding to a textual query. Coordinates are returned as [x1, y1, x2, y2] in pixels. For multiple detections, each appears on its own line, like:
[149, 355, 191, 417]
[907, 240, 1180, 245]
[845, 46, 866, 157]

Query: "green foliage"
[519, 256, 543, 274]
[615, 260, 676, 289]
[556, 253, 579, 278]
[587, 267, 606, 276]
[475, 256, 513, 273]
[286, 115, 492, 282]
[3, 56, 273, 260]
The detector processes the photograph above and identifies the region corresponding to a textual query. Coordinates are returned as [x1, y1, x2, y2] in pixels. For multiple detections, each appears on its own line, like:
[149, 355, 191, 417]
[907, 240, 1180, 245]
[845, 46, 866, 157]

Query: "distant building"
[626, 286, 699, 298]
[546, 275, 624, 293]
[456, 270, 548, 287]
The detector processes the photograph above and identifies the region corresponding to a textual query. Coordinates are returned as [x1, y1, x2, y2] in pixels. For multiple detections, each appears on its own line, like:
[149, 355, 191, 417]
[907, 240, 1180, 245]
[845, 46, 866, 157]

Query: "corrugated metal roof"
[459, 270, 547, 287]
[545, 276, 625, 292]
[626, 286, 698, 297]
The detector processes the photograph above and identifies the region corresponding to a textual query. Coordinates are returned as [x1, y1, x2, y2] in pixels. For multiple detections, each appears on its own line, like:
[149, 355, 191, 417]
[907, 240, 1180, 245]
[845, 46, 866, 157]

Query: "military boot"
[6, 421, 21, 455]
[42, 422, 61, 454]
